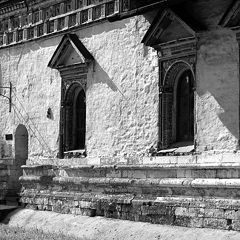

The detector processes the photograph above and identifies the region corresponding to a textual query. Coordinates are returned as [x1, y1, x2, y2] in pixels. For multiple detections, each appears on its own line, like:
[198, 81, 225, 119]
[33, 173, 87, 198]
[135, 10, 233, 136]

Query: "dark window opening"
[176, 70, 194, 142]
[64, 84, 86, 151]
[5, 134, 13, 141]
[73, 89, 86, 150]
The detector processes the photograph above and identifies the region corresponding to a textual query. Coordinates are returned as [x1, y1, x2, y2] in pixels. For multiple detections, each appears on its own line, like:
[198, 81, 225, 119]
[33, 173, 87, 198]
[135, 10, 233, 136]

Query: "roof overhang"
[142, 8, 199, 47]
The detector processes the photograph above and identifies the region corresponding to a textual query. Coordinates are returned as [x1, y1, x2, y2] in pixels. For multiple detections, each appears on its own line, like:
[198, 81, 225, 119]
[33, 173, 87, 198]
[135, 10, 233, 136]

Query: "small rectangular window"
[5, 134, 13, 141]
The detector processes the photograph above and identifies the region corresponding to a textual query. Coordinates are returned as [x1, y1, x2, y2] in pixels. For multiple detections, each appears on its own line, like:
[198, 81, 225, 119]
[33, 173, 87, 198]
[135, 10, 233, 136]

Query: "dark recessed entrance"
[7, 124, 28, 204]
[176, 70, 194, 142]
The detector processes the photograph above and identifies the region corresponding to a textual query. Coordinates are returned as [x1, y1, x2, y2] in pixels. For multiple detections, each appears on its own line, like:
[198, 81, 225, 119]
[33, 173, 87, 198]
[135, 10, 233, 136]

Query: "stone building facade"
[0, 0, 240, 231]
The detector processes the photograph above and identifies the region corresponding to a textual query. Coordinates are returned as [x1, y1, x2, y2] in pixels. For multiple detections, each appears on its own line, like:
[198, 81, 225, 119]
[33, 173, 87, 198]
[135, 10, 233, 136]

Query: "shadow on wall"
[196, 31, 239, 142]
[88, 61, 119, 92]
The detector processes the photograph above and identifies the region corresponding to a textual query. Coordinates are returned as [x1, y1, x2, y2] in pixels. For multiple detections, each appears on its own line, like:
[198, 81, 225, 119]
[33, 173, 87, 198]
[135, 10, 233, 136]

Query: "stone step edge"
[19, 175, 240, 189]
[21, 163, 240, 170]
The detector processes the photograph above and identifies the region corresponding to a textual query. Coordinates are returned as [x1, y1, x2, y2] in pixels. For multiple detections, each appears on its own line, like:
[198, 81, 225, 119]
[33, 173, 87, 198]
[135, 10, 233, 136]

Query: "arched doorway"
[9, 124, 28, 203]
[176, 69, 194, 142]
[64, 83, 86, 151]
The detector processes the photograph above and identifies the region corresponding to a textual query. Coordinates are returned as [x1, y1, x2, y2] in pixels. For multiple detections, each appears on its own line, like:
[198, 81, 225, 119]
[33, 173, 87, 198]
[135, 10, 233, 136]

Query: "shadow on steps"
[0, 206, 20, 223]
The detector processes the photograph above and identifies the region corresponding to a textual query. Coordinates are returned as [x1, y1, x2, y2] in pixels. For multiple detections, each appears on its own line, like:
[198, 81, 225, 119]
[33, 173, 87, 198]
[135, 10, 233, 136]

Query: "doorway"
[8, 124, 28, 203]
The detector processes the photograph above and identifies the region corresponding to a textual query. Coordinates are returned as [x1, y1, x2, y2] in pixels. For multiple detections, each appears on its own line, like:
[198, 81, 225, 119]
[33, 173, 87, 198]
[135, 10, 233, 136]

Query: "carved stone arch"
[163, 61, 195, 87]
[64, 82, 86, 152]
[161, 61, 195, 148]
[65, 82, 85, 102]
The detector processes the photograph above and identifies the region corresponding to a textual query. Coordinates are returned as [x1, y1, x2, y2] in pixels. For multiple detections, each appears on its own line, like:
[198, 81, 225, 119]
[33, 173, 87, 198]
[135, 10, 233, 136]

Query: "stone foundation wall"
[21, 193, 240, 231]
[20, 153, 240, 231]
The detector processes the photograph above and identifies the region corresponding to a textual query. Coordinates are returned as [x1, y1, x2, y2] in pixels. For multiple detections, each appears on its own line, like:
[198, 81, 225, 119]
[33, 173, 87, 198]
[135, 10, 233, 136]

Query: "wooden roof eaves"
[142, 8, 197, 47]
[219, 0, 240, 27]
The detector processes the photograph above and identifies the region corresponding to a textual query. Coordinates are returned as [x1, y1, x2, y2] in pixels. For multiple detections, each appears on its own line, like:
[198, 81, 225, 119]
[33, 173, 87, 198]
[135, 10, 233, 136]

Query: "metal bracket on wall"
[0, 82, 12, 112]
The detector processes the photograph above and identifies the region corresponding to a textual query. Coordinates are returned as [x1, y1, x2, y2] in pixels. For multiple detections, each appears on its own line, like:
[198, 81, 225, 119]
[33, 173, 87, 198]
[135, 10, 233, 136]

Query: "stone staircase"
[19, 153, 240, 231]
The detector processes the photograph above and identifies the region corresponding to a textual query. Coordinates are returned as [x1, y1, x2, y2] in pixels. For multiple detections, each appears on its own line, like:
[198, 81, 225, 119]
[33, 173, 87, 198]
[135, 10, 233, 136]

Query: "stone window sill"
[64, 150, 86, 158]
[153, 142, 194, 156]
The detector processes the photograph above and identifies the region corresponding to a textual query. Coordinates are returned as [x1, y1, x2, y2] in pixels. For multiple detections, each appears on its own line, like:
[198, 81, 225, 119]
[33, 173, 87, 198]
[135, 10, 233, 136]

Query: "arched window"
[161, 62, 195, 149]
[64, 83, 86, 151]
[176, 70, 194, 142]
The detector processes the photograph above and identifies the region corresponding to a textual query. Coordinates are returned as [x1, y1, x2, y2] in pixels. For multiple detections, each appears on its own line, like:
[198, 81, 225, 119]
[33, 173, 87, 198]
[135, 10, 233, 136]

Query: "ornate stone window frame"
[48, 33, 94, 158]
[142, 8, 198, 152]
[159, 56, 196, 149]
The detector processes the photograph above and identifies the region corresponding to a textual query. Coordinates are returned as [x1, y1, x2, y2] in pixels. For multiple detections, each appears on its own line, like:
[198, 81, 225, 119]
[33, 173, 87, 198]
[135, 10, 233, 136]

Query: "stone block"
[177, 169, 192, 178]
[106, 169, 121, 178]
[127, 170, 146, 179]
[232, 220, 240, 231]
[203, 218, 227, 230]
[175, 207, 204, 218]
[216, 169, 240, 179]
[224, 210, 240, 220]
[174, 216, 191, 227]
[204, 208, 225, 219]
[35, 198, 44, 205]
[190, 217, 204, 228]
[147, 169, 177, 178]
[141, 205, 169, 215]
[79, 200, 92, 209]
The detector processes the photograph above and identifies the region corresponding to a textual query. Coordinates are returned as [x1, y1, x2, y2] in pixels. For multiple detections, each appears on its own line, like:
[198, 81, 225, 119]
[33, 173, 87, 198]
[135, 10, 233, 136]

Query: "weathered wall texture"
[0, 14, 239, 164]
[84, 17, 159, 158]
[0, 15, 159, 161]
[0, 36, 62, 159]
[196, 28, 239, 151]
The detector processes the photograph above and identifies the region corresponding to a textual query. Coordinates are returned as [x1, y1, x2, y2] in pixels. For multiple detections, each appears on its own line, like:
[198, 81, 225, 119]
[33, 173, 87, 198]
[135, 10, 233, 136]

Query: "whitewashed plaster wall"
[0, 15, 159, 160]
[0, 17, 238, 161]
[0, 35, 62, 159]
[196, 28, 239, 151]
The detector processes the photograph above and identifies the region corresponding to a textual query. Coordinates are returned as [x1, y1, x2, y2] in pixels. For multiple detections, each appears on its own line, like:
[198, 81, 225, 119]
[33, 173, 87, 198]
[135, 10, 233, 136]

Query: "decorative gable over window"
[142, 8, 199, 151]
[142, 9, 200, 48]
[48, 34, 94, 159]
[48, 34, 94, 69]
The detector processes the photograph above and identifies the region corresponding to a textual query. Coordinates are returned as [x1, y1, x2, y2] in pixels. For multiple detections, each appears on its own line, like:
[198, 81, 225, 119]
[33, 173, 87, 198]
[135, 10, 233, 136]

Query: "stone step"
[19, 175, 240, 202]
[19, 161, 240, 231]
[22, 164, 240, 179]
